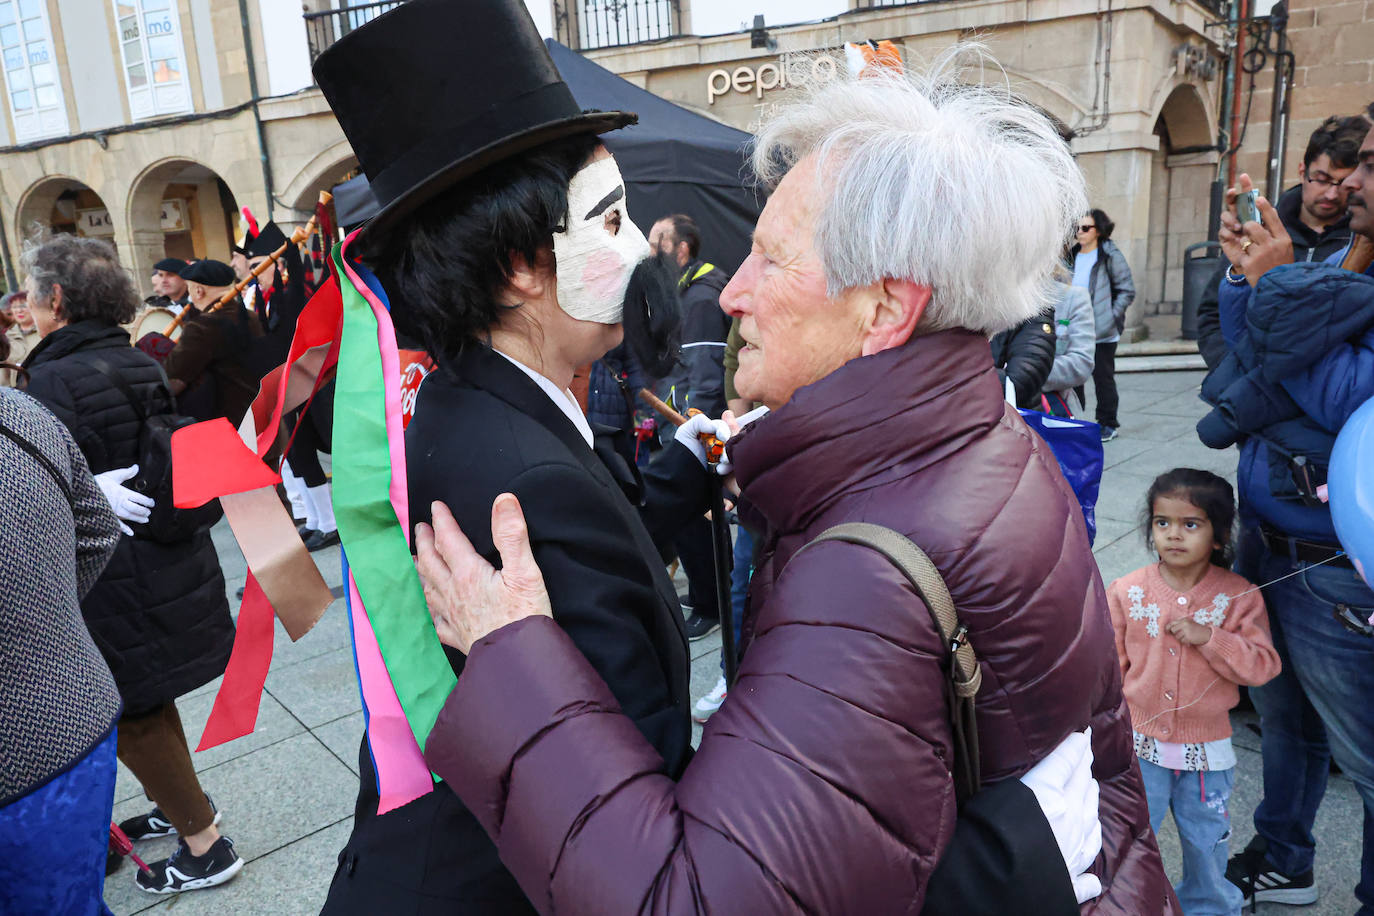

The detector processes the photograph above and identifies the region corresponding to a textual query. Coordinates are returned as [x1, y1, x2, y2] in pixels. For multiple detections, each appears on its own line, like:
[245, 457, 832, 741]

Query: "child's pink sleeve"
[1198, 586, 1281, 687]
[1106, 579, 1130, 680]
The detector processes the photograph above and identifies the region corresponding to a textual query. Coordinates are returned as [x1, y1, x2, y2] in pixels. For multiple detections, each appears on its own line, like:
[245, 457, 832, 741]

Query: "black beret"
[179, 259, 236, 287]
[153, 257, 187, 274]
[245, 222, 289, 259]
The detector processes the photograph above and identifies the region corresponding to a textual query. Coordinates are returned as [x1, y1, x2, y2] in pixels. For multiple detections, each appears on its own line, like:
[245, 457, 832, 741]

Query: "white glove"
[94, 465, 155, 537]
[673, 413, 732, 474]
[1019, 727, 1103, 904]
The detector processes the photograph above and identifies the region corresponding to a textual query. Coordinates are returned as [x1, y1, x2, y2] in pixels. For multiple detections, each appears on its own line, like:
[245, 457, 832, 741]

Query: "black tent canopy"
[332, 39, 762, 275]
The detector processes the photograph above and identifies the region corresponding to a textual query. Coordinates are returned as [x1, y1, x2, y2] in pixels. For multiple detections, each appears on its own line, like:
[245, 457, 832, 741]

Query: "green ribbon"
[330, 242, 455, 752]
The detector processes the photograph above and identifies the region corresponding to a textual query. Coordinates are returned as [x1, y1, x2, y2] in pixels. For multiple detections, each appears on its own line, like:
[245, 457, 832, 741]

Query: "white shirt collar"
[494, 349, 594, 449]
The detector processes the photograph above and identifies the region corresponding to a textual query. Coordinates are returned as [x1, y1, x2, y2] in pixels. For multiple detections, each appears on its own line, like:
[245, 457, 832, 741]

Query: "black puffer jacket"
[25, 320, 233, 714]
[989, 310, 1057, 410]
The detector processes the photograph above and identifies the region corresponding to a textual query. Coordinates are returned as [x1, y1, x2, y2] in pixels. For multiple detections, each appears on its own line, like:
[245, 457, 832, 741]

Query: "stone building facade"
[570, 0, 1228, 336]
[0, 0, 355, 299]
[1230, 0, 1374, 197]
[0, 0, 1231, 338]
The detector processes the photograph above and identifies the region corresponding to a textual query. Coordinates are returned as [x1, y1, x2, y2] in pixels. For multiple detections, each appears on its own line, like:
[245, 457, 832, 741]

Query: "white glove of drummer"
[673, 413, 732, 474]
[94, 465, 155, 536]
[1019, 727, 1103, 904]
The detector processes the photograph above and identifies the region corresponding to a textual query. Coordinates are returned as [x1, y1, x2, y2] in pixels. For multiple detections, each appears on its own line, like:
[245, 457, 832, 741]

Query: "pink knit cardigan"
[1107, 563, 1281, 744]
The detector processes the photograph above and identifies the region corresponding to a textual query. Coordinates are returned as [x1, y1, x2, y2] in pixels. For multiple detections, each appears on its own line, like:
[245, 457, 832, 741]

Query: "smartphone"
[1236, 189, 1260, 225]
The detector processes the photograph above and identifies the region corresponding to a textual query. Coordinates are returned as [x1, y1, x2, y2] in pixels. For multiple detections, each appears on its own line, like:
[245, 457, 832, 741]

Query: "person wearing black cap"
[313, 2, 1104, 913]
[243, 219, 340, 552]
[150, 258, 190, 312]
[162, 259, 263, 425]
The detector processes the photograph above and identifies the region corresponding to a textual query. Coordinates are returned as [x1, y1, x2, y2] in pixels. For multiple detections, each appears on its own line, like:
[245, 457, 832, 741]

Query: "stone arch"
[1142, 81, 1219, 320]
[281, 139, 359, 215]
[1150, 81, 1216, 150]
[15, 175, 119, 248]
[125, 158, 241, 292]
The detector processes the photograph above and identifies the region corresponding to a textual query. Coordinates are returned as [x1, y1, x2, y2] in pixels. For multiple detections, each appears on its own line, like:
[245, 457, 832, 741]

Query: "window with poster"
[0, 0, 69, 142]
[113, 0, 190, 119]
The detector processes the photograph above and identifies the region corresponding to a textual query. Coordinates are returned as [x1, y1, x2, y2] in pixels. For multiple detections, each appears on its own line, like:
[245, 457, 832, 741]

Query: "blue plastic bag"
[1018, 409, 1104, 544]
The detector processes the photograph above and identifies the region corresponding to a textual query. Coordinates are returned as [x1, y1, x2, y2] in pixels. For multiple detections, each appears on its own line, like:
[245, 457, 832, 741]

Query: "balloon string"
[1223, 551, 1349, 602]
[1131, 552, 1350, 737]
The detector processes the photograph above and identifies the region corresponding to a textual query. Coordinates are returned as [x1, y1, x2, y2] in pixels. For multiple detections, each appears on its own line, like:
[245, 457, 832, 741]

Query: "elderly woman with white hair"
[416, 62, 1176, 914]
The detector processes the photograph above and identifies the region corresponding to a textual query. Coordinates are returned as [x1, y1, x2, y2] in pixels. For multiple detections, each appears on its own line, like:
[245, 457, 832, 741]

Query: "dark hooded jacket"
[656, 259, 731, 424]
[24, 320, 233, 714]
[424, 329, 1176, 914]
[990, 309, 1057, 409]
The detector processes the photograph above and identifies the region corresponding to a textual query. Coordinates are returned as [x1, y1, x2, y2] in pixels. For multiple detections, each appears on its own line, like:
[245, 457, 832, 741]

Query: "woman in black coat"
[22, 235, 242, 894]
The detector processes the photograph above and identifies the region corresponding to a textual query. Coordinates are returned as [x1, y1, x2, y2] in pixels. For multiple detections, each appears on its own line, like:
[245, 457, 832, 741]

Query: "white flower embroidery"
[1128, 585, 1161, 638]
[1194, 592, 1229, 628]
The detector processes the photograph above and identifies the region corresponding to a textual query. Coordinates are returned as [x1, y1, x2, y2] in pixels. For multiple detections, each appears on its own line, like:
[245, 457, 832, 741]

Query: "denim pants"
[1240, 522, 1374, 913]
[720, 524, 754, 674]
[1140, 759, 1243, 915]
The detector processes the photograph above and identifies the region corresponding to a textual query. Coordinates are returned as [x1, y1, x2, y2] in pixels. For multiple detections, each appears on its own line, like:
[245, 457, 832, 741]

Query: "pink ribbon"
[339, 250, 434, 812]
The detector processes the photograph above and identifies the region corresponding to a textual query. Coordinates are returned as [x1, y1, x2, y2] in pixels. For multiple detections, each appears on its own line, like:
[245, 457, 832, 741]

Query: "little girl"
[1108, 468, 1281, 915]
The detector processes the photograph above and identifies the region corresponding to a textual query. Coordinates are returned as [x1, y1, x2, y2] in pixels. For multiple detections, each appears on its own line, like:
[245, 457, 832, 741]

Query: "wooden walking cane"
[640, 388, 738, 684]
[163, 191, 334, 336]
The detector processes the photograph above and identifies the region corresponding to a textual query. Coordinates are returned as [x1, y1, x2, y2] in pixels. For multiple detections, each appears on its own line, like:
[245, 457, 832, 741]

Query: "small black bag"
[87, 356, 223, 543]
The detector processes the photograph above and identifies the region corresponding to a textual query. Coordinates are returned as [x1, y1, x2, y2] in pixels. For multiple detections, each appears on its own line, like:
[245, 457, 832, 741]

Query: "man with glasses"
[1198, 114, 1369, 368]
[1204, 106, 1374, 914]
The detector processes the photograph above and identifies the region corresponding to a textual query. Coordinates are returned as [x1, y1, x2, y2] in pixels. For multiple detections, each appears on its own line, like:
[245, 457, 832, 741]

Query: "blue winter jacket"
[1199, 249, 1374, 541]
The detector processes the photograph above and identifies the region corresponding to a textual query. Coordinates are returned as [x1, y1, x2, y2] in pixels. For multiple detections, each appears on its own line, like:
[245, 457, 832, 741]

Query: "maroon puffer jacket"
[426, 329, 1176, 914]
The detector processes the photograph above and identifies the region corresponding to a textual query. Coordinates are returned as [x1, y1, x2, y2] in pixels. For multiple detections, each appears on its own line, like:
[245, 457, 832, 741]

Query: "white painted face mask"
[552, 156, 650, 325]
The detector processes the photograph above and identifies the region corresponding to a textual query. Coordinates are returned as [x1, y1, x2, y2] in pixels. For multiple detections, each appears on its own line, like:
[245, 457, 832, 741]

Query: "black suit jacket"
[324, 344, 1079, 915]
[323, 343, 703, 914]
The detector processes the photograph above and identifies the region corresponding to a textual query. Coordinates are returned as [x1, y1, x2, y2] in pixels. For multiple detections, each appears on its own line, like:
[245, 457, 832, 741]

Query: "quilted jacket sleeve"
[62, 419, 121, 597]
[1278, 328, 1374, 434]
[1243, 264, 1374, 431]
[425, 539, 961, 915]
[1044, 286, 1095, 393]
[1105, 243, 1136, 328]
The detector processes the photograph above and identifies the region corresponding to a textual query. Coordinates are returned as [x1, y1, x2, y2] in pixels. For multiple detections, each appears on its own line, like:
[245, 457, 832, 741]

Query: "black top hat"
[313, 0, 636, 244]
[244, 222, 288, 260]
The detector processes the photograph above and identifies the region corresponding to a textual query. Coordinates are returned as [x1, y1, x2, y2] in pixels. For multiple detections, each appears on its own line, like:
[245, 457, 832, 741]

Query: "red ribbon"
[196, 572, 275, 750]
[172, 277, 344, 751]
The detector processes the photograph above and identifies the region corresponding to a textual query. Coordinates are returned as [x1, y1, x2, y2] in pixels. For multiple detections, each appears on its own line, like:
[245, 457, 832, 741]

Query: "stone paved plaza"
[102, 368, 1365, 914]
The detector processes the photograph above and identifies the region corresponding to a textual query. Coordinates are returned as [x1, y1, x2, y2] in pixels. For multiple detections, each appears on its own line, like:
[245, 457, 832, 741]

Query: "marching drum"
[131, 305, 182, 343]
[129, 305, 181, 363]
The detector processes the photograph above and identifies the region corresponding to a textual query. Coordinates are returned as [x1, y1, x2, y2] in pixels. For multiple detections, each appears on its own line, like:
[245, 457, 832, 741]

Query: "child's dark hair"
[1142, 468, 1236, 568]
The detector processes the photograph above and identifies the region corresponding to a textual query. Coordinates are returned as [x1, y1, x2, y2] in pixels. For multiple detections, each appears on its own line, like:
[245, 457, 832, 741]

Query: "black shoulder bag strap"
[0, 419, 73, 504]
[791, 522, 983, 803]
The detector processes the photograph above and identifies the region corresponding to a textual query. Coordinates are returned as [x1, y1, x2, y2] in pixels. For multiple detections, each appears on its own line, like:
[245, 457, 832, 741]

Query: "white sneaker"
[692, 675, 728, 723]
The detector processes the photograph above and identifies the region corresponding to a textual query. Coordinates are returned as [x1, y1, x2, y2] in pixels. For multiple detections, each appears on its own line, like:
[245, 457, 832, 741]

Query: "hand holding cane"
[640, 388, 738, 684]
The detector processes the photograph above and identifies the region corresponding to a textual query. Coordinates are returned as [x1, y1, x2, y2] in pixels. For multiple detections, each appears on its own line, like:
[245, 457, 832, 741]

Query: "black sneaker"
[1099, 425, 1119, 442]
[1226, 838, 1318, 906]
[684, 612, 720, 641]
[303, 527, 340, 552]
[119, 794, 220, 841]
[136, 837, 243, 894]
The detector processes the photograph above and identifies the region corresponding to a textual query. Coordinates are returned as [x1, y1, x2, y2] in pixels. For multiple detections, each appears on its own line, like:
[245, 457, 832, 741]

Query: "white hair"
[751, 47, 1087, 335]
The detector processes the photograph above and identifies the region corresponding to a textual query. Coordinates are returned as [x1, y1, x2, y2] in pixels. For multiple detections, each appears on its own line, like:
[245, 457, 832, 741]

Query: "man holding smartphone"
[1203, 109, 1374, 915]
[1197, 115, 1368, 368]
